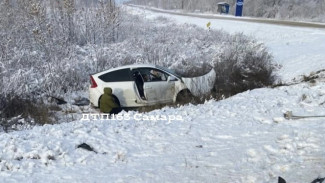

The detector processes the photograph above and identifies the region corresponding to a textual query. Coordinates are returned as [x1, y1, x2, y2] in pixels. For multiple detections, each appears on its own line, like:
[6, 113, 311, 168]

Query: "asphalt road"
[127, 4, 325, 29]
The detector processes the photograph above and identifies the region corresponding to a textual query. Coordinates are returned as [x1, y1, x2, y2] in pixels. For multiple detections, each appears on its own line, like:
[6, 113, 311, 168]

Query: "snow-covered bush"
[0, 0, 119, 97]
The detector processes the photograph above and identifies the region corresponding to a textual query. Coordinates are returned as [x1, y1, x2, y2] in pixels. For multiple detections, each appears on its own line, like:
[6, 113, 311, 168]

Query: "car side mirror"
[167, 76, 177, 82]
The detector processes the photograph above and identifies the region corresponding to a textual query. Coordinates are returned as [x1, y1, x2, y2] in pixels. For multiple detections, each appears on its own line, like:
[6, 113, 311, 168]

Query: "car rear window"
[99, 69, 131, 82]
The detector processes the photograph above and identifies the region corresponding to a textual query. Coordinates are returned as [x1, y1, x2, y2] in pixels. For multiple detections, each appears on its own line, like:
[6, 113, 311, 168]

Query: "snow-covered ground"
[1, 6, 325, 183]
[1, 80, 325, 182]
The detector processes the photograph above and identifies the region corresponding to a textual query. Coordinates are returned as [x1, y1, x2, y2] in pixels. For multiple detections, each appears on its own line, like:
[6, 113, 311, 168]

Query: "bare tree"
[0, 0, 121, 97]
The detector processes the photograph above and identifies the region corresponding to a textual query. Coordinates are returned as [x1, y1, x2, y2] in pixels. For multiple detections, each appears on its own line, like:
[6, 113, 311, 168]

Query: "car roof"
[116, 64, 157, 70]
[92, 64, 158, 76]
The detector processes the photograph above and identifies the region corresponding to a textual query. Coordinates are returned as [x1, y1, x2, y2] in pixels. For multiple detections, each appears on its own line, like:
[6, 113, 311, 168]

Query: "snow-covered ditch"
[1, 78, 325, 182]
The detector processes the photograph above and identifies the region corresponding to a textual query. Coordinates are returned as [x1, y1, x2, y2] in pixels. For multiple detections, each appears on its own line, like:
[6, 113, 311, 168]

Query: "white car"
[89, 64, 216, 108]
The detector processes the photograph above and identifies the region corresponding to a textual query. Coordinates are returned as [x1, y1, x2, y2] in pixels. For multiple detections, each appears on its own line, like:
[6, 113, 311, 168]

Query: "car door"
[142, 68, 175, 103]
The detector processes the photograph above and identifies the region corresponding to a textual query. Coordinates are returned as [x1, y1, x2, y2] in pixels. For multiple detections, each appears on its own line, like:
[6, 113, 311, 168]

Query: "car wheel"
[176, 90, 194, 105]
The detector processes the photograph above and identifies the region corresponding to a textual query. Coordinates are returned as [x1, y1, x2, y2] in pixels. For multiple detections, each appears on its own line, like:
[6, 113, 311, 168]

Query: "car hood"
[181, 69, 216, 97]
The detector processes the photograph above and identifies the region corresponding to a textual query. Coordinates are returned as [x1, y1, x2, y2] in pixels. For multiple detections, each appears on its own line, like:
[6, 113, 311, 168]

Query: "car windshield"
[156, 66, 181, 78]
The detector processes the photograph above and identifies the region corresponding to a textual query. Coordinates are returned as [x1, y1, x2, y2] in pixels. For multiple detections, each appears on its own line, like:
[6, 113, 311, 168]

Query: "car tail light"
[90, 76, 97, 88]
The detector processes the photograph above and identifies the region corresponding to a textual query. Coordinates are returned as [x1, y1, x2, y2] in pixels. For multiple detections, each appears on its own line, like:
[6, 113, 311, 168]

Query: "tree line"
[128, 0, 325, 22]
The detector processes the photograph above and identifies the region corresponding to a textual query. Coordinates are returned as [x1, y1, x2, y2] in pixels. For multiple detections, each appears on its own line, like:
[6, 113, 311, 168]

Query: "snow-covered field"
[1, 6, 325, 183]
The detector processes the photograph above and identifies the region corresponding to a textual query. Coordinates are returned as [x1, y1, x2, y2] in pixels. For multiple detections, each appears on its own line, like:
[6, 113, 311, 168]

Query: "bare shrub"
[0, 95, 54, 132]
[213, 34, 276, 97]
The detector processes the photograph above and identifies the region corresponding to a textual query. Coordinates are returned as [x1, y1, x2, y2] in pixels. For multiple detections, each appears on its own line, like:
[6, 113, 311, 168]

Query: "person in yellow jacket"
[100, 87, 120, 114]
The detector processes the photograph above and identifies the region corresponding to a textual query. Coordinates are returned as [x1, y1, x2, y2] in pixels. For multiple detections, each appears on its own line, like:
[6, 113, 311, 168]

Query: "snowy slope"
[1, 6, 325, 183]
[126, 6, 325, 83]
[1, 80, 325, 182]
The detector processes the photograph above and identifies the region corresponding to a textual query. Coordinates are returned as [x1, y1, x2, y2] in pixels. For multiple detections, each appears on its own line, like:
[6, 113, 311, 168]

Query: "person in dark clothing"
[132, 71, 146, 100]
[100, 87, 120, 115]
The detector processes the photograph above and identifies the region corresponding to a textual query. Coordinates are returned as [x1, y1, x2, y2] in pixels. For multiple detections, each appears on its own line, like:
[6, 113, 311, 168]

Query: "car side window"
[149, 69, 168, 81]
[99, 69, 131, 82]
[137, 68, 169, 82]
